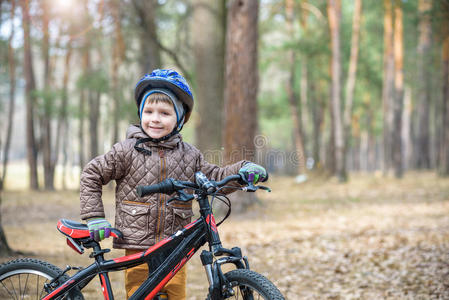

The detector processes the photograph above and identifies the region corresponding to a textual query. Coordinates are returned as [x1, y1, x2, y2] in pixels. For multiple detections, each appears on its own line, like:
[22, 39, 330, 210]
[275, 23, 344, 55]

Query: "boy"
[80, 69, 267, 299]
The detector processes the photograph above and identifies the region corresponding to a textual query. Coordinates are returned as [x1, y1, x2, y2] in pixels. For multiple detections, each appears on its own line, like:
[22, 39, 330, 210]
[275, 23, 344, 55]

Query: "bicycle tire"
[208, 269, 284, 300]
[0, 258, 84, 300]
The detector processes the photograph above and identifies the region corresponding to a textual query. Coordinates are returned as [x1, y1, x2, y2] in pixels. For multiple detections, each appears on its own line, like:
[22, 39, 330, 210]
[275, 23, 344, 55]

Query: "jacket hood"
[126, 125, 181, 149]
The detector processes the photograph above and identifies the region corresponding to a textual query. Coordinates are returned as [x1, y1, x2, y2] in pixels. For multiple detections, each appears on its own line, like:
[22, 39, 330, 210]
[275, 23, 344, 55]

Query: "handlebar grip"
[110, 228, 123, 239]
[136, 178, 175, 197]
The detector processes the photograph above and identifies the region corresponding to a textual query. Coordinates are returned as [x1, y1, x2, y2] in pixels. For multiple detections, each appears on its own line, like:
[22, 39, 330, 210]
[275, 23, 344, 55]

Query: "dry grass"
[1, 172, 448, 299]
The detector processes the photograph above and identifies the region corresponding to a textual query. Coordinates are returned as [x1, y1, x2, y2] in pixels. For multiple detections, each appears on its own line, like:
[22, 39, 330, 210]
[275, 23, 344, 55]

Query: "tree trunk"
[111, 0, 124, 144]
[224, 0, 259, 211]
[299, 3, 309, 154]
[0, 2, 14, 256]
[415, 0, 432, 169]
[439, 5, 449, 175]
[392, 0, 404, 178]
[366, 99, 376, 172]
[89, 91, 100, 159]
[79, 46, 90, 171]
[402, 86, 412, 170]
[327, 0, 346, 181]
[0, 192, 12, 255]
[132, 0, 161, 74]
[286, 0, 306, 176]
[343, 0, 362, 171]
[310, 81, 324, 167]
[21, 0, 39, 190]
[382, 0, 395, 175]
[2, 0, 16, 186]
[41, 0, 54, 190]
[193, 0, 226, 157]
[55, 38, 73, 189]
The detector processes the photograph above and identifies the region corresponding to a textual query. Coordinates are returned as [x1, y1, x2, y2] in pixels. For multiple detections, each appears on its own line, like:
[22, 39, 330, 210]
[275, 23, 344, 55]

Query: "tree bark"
[193, 0, 226, 157]
[55, 38, 73, 189]
[286, 0, 306, 175]
[439, 4, 449, 176]
[21, 0, 39, 190]
[0, 1, 14, 256]
[79, 45, 90, 171]
[2, 0, 16, 186]
[41, 0, 55, 190]
[382, 0, 395, 175]
[415, 0, 432, 169]
[224, 0, 259, 210]
[392, 0, 404, 178]
[310, 80, 325, 167]
[299, 2, 309, 154]
[111, 0, 124, 144]
[327, 0, 346, 181]
[132, 0, 161, 74]
[402, 86, 412, 170]
[89, 91, 101, 159]
[343, 0, 362, 171]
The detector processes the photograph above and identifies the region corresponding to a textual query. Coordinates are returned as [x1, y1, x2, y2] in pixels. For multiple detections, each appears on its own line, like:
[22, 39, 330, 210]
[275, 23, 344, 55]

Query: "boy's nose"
[151, 113, 161, 122]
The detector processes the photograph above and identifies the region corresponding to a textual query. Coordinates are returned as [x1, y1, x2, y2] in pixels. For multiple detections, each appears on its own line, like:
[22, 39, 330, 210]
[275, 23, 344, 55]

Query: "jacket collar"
[126, 125, 181, 149]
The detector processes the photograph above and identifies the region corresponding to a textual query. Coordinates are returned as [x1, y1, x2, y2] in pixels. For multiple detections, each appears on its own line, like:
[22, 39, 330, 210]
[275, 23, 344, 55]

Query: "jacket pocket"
[119, 203, 150, 241]
[171, 207, 194, 232]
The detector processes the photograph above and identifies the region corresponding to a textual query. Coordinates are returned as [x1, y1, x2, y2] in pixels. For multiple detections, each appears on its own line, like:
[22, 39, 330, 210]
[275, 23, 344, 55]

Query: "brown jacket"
[80, 125, 246, 249]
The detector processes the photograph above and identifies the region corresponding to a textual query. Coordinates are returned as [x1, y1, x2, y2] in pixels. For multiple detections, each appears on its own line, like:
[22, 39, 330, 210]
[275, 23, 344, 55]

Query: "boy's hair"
[144, 92, 173, 106]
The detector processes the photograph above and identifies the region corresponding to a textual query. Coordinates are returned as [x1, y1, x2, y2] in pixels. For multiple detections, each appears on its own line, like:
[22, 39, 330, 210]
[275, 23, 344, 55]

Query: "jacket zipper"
[155, 149, 166, 243]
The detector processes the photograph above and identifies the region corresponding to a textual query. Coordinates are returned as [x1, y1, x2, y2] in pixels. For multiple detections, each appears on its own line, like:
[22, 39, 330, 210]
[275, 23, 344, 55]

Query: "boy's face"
[141, 100, 177, 139]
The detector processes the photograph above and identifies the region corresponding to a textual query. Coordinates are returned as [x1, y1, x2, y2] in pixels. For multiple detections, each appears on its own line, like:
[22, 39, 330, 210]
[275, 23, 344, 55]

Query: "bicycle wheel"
[0, 258, 84, 300]
[209, 269, 284, 300]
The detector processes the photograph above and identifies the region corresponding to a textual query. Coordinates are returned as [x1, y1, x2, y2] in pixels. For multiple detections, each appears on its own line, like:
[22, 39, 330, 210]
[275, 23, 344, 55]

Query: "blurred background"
[0, 0, 449, 298]
[1, 0, 448, 191]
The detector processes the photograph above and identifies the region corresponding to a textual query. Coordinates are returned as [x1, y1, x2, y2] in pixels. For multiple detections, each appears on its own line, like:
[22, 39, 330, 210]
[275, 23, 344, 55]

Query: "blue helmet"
[134, 69, 194, 123]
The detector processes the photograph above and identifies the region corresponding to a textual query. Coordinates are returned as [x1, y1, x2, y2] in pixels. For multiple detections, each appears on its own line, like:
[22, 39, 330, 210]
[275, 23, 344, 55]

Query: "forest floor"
[0, 172, 448, 299]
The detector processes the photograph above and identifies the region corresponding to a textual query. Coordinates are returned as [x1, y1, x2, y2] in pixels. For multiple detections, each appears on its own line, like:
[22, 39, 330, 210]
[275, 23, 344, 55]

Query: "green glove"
[87, 218, 112, 242]
[238, 162, 268, 184]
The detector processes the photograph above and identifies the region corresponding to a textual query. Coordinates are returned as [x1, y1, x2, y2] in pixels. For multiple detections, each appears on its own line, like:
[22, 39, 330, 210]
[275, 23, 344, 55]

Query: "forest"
[0, 0, 448, 298]
[0, 0, 448, 188]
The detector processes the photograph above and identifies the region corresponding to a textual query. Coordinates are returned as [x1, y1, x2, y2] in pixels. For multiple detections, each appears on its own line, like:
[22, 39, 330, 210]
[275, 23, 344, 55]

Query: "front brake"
[167, 190, 195, 204]
[241, 184, 271, 193]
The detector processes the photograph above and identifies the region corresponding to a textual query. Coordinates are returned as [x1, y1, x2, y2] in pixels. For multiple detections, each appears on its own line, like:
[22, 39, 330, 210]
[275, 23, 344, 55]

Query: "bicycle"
[0, 171, 284, 299]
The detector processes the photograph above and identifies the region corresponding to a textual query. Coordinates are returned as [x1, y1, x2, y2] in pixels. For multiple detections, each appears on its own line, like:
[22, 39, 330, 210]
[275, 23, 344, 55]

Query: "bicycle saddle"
[57, 219, 90, 239]
[57, 219, 124, 240]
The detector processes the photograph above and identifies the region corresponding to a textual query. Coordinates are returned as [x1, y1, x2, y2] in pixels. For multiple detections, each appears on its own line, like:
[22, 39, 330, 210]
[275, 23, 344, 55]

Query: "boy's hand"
[87, 218, 112, 242]
[239, 163, 268, 184]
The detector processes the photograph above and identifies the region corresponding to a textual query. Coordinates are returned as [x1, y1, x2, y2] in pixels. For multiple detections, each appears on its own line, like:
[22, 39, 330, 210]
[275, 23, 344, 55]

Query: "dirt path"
[1, 172, 448, 299]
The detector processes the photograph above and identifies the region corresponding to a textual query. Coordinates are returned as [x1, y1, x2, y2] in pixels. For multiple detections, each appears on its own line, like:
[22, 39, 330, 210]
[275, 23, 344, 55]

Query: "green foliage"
[32, 88, 62, 118]
[76, 69, 109, 94]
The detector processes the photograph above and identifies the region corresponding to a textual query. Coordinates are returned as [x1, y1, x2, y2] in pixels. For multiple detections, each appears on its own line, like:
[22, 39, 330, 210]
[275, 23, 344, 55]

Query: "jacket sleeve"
[196, 151, 247, 194]
[80, 141, 131, 220]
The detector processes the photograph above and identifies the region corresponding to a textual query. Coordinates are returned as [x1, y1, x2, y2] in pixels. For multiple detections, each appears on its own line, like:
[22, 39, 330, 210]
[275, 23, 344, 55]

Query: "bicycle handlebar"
[136, 178, 176, 197]
[136, 173, 243, 198]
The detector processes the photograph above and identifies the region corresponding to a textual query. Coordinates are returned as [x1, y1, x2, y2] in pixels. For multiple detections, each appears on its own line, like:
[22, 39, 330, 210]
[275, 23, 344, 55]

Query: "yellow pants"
[124, 249, 187, 299]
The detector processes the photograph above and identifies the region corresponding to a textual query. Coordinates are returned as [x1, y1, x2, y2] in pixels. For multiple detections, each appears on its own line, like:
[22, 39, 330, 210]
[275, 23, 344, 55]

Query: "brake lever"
[167, 197, 181, 204]
[167, 190, 195, 204]
[243, 183, 257, 192]
[242, 184, 271, 193]
[258, 185, 271, 192]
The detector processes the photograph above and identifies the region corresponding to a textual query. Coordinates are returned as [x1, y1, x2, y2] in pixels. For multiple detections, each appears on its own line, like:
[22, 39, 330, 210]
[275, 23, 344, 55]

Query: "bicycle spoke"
[0, 279, 17, 299]
[9, 277, 19, 300]
[21, 273, 29, 300]
[38, 277, 48, 299]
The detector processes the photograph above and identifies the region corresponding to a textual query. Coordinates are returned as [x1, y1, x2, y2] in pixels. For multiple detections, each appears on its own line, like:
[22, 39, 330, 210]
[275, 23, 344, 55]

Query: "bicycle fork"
[200, 247, 250, 299]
